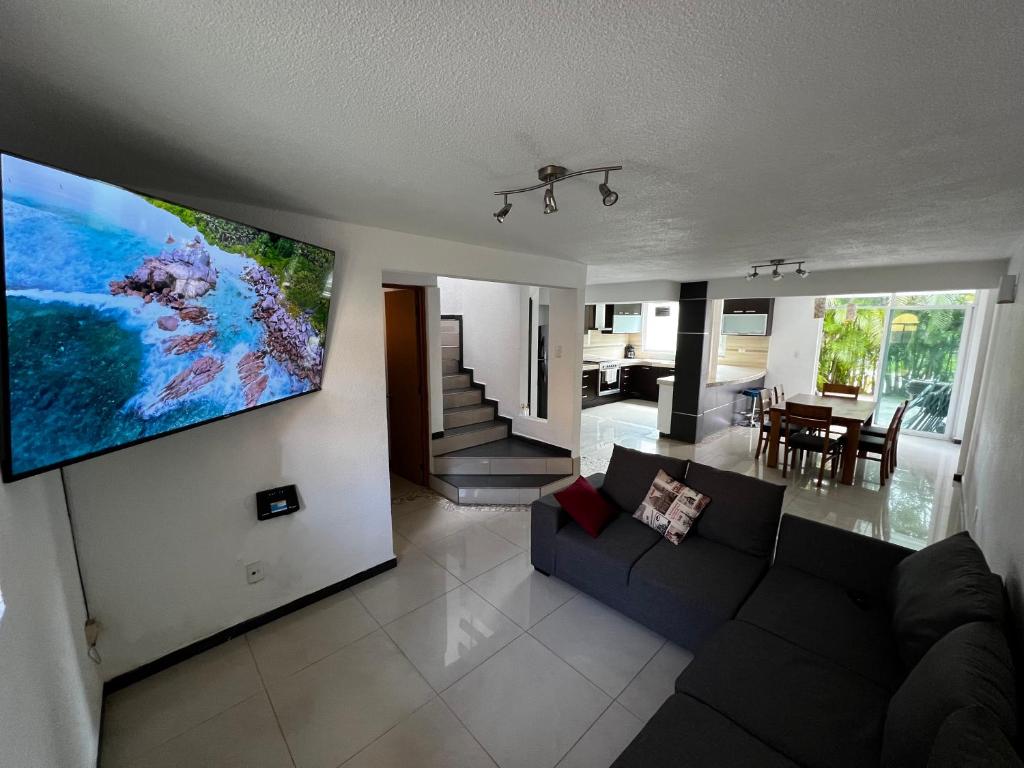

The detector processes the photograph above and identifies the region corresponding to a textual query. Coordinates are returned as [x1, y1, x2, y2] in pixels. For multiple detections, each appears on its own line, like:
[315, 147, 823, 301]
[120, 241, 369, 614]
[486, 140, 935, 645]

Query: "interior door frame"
[383, 283, 431, 486]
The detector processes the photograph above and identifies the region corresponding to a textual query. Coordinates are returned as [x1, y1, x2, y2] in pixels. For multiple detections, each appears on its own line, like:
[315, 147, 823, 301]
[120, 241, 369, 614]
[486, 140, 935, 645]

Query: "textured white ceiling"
[2, 1, 1023, 283]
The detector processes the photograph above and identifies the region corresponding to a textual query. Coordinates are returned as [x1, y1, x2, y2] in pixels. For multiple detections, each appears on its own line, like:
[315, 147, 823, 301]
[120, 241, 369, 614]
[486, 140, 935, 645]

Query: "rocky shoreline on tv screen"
[0, 153, 335, 479]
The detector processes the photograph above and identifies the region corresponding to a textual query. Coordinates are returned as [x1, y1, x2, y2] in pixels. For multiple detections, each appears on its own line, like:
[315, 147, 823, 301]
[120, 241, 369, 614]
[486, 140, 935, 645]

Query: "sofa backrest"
[602, 444, 688, 514]
[889, 531, 1006, 669]
[882, 621, 1018, 768]
[684, 462, 786, 559]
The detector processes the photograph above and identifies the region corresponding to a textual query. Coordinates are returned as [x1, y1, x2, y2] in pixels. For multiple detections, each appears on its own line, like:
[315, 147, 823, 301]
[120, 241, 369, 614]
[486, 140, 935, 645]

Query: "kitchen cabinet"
[581, 369, 599, 402]
[722, 298, 774, 335]
[584, 304, 598, 332]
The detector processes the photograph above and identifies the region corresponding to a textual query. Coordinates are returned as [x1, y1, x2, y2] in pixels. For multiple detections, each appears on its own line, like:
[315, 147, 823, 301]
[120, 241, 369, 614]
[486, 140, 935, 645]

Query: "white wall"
[962, 251, 1024, 651]
[765, 296, 822, 395]
[439, 277, 523, 419]
[0, 475, 102, 767]
[57, 199, 584, 680]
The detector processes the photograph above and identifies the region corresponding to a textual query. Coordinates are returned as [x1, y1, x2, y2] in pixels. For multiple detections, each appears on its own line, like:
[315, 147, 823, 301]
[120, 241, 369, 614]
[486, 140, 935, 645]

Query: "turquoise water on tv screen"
[1, 154, 333, 478]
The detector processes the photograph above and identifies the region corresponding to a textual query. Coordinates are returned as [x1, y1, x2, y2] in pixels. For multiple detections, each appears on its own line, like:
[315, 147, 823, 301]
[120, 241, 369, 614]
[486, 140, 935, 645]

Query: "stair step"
[429, 473, 576, 505]
[440, 319, 460, 333]
[442, 358, 461, 375]
[444, 404, 495, 429]
[441, 331, 460, 346]
[443, 373, 471, 390]
[443, 387, 481, 408]
[431, 421, 509, 455]
[442, 345, 460, 361]
[441, 437, 570, 459]
[434, 437, 574, 476]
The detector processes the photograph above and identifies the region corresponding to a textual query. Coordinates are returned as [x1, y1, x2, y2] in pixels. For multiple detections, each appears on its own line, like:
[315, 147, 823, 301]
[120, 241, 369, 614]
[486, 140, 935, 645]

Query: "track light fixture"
[543, 184, 558, 215]
[493, 195, 512, 223]
[492, 163, 622, 220]
[598, 171, 618, 206]
[745, 259, 811, 282]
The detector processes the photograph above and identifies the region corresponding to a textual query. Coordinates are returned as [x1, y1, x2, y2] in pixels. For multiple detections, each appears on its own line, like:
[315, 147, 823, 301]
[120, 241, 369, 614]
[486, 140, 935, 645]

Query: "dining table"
[766, 393, 877, 485]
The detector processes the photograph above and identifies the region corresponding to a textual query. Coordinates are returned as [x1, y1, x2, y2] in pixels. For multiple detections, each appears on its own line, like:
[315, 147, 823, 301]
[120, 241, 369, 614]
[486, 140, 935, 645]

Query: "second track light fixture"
[493, 163, 622, 222]
[746, 259, 811, 281]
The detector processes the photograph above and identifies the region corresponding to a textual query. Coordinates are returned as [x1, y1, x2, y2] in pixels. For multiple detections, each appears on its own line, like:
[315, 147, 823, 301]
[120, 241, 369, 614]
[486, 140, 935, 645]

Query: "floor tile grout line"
[102, 641, 267, 766]
[107, 689, 269, 768]
[332, 694, 441, 768]
[436, 691, 503, 768]
[244, 634, 298, 768]
[611, 639, 669, 721]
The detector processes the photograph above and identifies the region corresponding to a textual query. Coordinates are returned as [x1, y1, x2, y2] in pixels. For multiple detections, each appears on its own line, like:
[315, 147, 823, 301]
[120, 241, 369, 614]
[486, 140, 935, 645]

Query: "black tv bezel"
[0, 150, 335, 483]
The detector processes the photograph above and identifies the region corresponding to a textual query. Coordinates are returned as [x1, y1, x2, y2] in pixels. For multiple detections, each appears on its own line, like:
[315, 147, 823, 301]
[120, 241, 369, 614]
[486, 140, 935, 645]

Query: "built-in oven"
[598, 361, 621, 395]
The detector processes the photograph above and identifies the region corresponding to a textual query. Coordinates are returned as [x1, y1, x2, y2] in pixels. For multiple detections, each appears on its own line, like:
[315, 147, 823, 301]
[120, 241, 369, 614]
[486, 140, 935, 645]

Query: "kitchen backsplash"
[583, 330, 674, 360]
[719, 335, 769, 368]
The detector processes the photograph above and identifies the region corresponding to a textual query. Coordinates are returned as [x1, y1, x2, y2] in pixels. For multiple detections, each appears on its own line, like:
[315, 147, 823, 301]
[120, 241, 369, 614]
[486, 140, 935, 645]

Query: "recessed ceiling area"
[1, 1, 1022, 284]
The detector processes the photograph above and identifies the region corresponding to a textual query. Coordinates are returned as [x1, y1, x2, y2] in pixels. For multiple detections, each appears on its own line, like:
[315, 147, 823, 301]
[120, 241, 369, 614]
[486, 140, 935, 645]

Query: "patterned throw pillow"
[632, 469, 711, 545]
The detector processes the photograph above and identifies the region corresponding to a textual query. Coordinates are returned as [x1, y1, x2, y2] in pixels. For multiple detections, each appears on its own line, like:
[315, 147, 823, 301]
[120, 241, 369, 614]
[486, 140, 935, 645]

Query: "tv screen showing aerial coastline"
[0, 153, 335, 480]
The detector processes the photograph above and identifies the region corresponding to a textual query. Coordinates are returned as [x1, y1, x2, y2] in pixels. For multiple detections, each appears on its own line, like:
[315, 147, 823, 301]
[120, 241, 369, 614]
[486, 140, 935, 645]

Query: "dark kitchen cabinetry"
[581, 369, 599, 403]
[584, 304, 598, 332]
[583, 364, 674, 407]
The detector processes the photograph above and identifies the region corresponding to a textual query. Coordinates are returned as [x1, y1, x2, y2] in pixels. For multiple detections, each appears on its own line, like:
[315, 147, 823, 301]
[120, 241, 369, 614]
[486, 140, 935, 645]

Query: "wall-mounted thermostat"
[256, 485, 300, 520]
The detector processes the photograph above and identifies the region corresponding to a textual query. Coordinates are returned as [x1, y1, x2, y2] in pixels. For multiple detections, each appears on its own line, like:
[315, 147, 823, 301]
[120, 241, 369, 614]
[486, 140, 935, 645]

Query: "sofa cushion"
[602, 445, 688, 514]
[883, 621, 1017, 768]
[555, 513, 661, 595]
[554, 475, 615, 537]
[737, 564, 902, 689]
[627, 537, 767, 649]
[632, 469, 710, 544]
[890, 531, 1005, 669]
[611, 693, 799, 768]
[675, 621, 890, 768]
[927, 706, 1024, 768]
[685, 462, 785, 557]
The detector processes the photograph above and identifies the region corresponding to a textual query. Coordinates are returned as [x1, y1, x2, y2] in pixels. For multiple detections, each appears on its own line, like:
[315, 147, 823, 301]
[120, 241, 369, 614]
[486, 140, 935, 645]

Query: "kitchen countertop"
[582, 357, 675, 371]
[706, 365, 766, 388]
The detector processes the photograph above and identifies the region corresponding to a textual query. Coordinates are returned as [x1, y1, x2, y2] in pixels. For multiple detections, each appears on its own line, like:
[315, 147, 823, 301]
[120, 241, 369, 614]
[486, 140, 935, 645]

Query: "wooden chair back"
[884, 402, 905, 442]
[822, 382, 861, 399]
[785, 401, 833, 435]
[755, 389, 771, 426]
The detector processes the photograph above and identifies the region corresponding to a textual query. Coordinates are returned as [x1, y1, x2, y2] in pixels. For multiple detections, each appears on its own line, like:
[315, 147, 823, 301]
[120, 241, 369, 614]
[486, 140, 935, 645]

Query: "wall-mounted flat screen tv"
[0, 153, 335, 482]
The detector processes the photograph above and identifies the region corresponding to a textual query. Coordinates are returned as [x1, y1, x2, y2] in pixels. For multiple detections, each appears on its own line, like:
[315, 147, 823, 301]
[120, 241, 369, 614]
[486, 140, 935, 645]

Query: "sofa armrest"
[530, 473, 605, 575]
[774, 513, 913, 600]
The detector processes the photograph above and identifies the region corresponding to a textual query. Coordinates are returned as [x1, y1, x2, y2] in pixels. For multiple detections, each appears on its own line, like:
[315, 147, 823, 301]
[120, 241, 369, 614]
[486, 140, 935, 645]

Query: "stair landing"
[430, 472, 575, 506]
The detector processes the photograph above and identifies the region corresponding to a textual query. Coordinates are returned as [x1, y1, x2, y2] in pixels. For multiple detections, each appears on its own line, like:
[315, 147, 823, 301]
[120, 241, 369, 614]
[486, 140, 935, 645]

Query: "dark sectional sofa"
[530, 445, 1021, 767]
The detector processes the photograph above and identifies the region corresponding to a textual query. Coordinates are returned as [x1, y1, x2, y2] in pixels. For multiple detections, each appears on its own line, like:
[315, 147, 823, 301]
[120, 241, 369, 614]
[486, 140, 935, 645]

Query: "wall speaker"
[997, 273, 1018, 305]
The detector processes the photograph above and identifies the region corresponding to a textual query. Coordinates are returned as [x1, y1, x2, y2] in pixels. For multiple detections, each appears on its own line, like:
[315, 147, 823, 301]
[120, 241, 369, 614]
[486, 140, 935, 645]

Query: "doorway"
[816, 291, 974, 439]
[383, 285, 430, 486]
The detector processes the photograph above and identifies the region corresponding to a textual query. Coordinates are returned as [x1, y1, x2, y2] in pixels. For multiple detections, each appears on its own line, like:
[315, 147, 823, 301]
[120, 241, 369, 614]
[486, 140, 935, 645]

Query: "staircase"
[429, 316, 576, 505]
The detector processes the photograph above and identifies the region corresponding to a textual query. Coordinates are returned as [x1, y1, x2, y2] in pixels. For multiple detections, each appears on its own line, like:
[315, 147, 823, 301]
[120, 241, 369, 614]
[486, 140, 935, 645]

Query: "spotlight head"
[599, 182, 618, 206]
[795, 263, 809, 278]
[543, 184, 558, 215]
[746, 269, 758, 281]
[771, 266, 783, 281]
[493, 197, 512, 223]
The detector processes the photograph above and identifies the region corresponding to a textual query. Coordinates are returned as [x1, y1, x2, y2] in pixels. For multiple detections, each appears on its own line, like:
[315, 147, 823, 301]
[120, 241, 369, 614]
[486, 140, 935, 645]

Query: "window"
[642, 302, 678, 352]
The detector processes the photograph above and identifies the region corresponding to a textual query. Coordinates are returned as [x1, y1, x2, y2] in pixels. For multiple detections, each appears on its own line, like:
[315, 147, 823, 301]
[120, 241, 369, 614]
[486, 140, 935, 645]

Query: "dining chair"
[822, 382, 861, 398]
[782, 402, 843, 487]
[849, 402, 905, 486]
[861, 399, 909, 474]
[772, 385, 785, 404]
[754, 389, 796, 459]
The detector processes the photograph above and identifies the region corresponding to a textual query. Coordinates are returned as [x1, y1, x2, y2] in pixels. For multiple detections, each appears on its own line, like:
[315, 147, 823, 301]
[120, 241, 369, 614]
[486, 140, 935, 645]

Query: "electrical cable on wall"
[59, 467, 102, 664]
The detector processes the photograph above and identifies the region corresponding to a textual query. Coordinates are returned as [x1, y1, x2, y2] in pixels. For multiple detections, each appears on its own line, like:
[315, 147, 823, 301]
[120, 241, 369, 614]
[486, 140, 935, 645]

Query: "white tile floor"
[100, 399, 963, 767]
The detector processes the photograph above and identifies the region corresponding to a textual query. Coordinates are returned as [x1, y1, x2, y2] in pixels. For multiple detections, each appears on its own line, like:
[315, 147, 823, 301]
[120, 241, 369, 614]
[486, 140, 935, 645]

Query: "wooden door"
[384, 287, 429, 486]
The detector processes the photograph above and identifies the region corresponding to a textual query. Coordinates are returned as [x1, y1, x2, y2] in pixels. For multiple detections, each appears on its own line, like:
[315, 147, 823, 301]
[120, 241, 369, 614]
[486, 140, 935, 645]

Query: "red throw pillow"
[555, 476, 616, 538]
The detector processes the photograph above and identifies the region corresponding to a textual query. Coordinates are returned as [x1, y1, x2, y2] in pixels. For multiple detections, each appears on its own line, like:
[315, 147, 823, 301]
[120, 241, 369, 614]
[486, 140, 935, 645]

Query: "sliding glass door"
[876, 297, 971, 436]
[817, 292, 974, 439]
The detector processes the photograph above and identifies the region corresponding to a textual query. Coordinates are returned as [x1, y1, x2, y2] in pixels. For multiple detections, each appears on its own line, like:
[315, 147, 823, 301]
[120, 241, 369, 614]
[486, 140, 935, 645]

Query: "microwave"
[721, 313, 769, 336]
